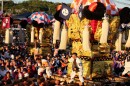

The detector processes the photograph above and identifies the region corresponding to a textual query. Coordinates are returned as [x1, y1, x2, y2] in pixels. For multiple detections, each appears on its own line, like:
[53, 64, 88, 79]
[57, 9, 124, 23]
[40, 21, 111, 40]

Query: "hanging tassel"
[53, 20, 61, 44]
[125, 30, 130, 47]
[39, 28, 43, 43]
[5, 29, 10, 44]
[115, 32, 122, 51]
[82, 25, 91, 51]
[125, 23, 130, 47]
[122, 31, 126, 43]
[10, 29, 13, 44]
[31, 26, 35, 43]
[59, 23, 68, 50]
[100, 14, 109, 43]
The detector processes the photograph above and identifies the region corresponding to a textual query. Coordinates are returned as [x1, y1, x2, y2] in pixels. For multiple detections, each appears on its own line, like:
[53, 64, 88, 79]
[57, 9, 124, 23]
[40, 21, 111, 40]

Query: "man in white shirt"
[122, 55, 130, 76]
[38, 66, 44, 76]
[42, 59, 52, 78]
[69, 53, 84, 85]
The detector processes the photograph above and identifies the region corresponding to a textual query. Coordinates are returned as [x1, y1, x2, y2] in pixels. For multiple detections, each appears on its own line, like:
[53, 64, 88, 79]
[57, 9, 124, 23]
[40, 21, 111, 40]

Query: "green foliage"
[1, 0, 70, 15]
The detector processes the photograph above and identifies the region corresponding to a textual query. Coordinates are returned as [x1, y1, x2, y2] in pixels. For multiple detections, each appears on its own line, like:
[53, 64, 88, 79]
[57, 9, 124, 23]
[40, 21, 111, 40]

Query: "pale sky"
[12, 0, 73, 3]
[12, 0, 130, 8]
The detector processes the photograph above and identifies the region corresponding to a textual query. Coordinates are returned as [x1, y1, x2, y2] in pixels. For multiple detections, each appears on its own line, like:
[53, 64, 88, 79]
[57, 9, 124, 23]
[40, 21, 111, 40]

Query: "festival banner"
[2, 17, 10, 29]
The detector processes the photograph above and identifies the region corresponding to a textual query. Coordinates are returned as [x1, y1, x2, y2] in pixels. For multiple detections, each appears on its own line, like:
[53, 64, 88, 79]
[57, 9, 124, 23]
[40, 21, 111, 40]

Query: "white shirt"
[69, 57, 83, 71]
[38, 67, 44, 75]
[24, 73, 29, 77]
[124, 56, 130, 67]
[42, 59, 50, 67]
[18, 73, 23, 80]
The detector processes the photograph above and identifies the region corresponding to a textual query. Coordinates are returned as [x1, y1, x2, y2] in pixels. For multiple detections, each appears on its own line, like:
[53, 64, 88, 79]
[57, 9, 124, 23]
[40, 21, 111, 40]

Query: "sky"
[12, 0, 73, 3]
[12, 0, 130, 8]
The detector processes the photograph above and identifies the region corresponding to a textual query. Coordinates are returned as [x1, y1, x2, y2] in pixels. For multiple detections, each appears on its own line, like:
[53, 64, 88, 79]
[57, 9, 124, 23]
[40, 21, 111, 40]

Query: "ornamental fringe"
[100, 16, 109, 43]
[5, 29, 10, 44]
[82, 26, 91, 51]
[115, 32, 122, 51]
[31, 26, 35, 43]
[59, 24, 68, 50]
[39, 28, 43, 43]
[125, 30, 130, 47]
[53, 20, 61, 44]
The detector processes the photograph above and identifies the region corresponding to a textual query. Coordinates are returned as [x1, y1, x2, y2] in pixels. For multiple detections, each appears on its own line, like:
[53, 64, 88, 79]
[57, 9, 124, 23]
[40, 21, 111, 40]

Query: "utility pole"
[1, 0, 3, 12]
[1, 0, 11, 13]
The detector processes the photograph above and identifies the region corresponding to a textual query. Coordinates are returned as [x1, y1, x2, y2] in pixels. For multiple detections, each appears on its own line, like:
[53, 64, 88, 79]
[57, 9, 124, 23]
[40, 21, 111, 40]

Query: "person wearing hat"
[69, 53, 84, 85]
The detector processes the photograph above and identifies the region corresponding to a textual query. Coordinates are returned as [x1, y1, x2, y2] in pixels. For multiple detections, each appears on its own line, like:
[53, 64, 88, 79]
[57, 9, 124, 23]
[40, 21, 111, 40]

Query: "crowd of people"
[0, 42, 130, 86]
[0, 43, 70, 86]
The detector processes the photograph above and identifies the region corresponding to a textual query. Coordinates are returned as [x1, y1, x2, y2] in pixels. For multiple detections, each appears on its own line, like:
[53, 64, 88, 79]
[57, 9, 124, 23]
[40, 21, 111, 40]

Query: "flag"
[59, 3, 72, 20]
[2, 17, 10, 29]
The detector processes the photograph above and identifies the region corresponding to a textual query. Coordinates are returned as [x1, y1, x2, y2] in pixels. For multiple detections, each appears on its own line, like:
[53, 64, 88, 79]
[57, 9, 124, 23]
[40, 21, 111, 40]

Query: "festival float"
[29, 12, 53, 56]
[52, 0, 130, 79]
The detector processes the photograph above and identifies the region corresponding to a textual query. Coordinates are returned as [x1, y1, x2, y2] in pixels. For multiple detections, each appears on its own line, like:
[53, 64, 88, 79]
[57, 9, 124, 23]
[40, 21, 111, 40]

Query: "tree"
[1, 0, 71, 15]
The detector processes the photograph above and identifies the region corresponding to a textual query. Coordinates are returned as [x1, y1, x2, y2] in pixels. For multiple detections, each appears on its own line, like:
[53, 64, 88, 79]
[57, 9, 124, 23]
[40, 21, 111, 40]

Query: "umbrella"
[29, 12, 51, 24]
[71, 0, 118, 15]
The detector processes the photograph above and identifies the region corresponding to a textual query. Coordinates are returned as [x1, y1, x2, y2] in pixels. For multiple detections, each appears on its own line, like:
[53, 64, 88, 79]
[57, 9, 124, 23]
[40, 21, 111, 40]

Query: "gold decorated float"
[53, 0, 130, 79]
[67, 14, 120, 57]
[30, 26, 52, 56]
[66, 1, 120, 78]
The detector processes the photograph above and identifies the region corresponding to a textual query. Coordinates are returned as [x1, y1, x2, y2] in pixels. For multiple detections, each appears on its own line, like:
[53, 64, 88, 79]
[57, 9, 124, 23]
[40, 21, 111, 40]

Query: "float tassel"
[53, 20, 61, 44]
[115, 32, 122, 51]
[39, 28, 43, 43]
[82, 25, 91, 51]
[5, 29, 10, 44]
[125, 30, 130, 47]
[59, 24, 68, 50]
[100, 15, 109, 43]
[31, 26, 35, 43]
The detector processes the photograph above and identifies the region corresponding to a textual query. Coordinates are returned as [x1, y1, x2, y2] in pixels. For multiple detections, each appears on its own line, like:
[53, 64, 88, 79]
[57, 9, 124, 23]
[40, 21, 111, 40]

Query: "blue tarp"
[12, 12, 32, 20]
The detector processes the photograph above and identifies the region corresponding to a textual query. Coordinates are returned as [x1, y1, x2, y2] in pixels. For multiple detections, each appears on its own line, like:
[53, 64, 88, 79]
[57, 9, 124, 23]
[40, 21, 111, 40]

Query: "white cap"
[10, 54, 14, 59]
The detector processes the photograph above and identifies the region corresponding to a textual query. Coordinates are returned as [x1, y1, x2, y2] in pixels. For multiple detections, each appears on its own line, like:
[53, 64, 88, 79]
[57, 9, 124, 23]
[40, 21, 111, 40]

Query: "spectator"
[38, 65, 44, 77]
[2, 71, 12, 85]
[57, 67, 63, 76]
[55, 79, 60, 86]
[14, 68, 24, 80]
[23, 68, 29, 78]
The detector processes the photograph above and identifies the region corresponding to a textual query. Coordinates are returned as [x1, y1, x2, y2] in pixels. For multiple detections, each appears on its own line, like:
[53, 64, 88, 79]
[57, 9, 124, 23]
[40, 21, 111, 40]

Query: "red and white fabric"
[2, 17, 10, 29]
[29, 12, 50, 24]
[71, 0, 119, 15]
